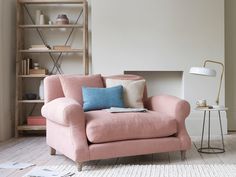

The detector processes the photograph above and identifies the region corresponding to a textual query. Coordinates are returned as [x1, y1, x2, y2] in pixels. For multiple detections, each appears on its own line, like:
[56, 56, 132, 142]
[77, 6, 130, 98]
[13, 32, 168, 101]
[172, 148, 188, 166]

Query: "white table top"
[195, 106, 228, 111]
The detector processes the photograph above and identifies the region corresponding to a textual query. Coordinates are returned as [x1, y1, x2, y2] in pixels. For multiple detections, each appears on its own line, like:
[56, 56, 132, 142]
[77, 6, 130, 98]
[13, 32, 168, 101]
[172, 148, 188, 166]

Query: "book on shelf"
[31, 45, 46, 48]
[29, 69, 47, 75]
[28, 47, 49, 50]
[21, 58, 32, 75]
[53, 45, 71, 50]
[21, 58, 48, 76]
[28, 44, 49, 50]
[21, 59, 26, 75]
[27, 116, 46, 125]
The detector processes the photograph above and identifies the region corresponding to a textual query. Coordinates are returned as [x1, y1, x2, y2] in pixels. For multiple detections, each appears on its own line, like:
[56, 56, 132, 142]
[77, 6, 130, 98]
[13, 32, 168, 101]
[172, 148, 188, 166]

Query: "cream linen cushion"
[106, 79, 145, 108]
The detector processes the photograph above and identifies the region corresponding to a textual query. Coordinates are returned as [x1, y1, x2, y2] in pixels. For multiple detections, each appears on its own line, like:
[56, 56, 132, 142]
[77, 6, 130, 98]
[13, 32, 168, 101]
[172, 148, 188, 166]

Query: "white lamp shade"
[189, 67, 216, 77]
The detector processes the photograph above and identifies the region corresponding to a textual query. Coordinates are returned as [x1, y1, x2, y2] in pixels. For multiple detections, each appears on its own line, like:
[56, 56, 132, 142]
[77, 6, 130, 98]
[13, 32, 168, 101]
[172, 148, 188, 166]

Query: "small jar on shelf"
[56, 14, 69, 25]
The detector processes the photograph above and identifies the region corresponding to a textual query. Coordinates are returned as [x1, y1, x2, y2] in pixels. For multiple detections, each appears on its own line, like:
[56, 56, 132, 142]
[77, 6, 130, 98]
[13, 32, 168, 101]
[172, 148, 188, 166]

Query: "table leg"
[200, 111, 206, 150]
[198, 110, 225, 154]
[218, 111, 225, 152]
[208, 111, 211, 148]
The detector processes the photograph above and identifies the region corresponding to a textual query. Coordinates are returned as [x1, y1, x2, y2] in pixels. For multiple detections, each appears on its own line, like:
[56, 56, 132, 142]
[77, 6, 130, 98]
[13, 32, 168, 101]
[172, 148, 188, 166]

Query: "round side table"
[195, 107, 228, 154]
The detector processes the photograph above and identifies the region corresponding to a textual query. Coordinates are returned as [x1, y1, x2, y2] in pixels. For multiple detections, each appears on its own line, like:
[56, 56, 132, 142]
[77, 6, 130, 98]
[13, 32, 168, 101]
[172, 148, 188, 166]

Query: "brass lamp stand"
[189, 59, 225, 106]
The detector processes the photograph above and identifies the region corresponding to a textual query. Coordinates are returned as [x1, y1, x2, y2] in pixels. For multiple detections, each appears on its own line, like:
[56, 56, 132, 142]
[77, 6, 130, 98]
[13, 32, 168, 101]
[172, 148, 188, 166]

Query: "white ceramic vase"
[39, 14, 45, 25]
[39, 80, 44, 100]
[35, 10, 42, 25]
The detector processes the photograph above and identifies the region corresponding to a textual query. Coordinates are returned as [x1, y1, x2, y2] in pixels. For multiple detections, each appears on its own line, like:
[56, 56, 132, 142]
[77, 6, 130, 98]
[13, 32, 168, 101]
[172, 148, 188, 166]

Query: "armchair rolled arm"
[145, 95, 191, 150]
[41, 97, 85, 126]
[42, 97, 90, 162]
[144, 95, 190, 120]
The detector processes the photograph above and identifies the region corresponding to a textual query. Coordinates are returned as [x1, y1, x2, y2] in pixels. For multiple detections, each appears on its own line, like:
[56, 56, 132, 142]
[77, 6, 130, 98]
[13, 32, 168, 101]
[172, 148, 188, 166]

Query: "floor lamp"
[189, 60, 224, 106]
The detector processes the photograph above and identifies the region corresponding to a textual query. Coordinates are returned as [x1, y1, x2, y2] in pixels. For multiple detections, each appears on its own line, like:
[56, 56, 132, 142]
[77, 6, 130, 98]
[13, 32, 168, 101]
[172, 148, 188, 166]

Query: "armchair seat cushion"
[85, 110, 177, 143]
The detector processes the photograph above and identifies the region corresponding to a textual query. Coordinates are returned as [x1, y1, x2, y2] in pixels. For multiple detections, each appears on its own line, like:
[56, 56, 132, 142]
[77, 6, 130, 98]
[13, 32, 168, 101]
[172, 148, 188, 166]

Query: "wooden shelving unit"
[15, 0, 88, 137]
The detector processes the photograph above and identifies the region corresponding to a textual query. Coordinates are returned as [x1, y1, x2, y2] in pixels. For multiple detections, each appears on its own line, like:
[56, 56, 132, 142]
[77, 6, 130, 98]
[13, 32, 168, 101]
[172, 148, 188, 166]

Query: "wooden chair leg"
[181, 150, 186, 161]
[76, 162, 83, 172]
[50, 147, 56, 155]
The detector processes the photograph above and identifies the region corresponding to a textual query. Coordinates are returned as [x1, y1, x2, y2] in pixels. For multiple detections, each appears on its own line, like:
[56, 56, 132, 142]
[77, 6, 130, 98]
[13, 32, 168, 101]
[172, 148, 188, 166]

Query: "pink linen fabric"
[42, 97, 81, 126]
[89, 137, 180, 161]
[44, 75, 64, 103]
[145, 95, 191, 150]
[59, 74, 104, 105]
[47, 120, 90, 162]
[42, 74, 191, 164]
[86, 110, 177, 143]
[42, 97, 89, 162]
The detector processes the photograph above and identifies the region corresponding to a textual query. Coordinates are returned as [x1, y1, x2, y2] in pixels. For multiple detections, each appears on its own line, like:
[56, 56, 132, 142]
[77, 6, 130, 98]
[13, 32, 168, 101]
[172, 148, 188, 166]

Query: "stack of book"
[21, 58, 47, 75]
[21, 58, 32, 75]
[29, 68, 47, 75]
[53, 45, 71, 50]
[27, 116, 46, 125]
[28, 45, 49, 50]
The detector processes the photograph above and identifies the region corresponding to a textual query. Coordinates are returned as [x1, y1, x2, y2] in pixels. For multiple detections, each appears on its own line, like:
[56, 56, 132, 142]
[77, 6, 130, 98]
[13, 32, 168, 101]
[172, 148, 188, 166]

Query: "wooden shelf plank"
[18, 74, 48, 78]
[17, 125, 46, 131]
[19, 49, 83, 53]
[18, 100, 44, 103]
[19, 24, 83, 28]
[18, 0, 86, 4]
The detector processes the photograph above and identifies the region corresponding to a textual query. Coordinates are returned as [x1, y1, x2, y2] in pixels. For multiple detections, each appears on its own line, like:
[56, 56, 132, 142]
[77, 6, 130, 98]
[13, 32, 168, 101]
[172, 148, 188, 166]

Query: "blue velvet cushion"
[82, 85, 124, 111]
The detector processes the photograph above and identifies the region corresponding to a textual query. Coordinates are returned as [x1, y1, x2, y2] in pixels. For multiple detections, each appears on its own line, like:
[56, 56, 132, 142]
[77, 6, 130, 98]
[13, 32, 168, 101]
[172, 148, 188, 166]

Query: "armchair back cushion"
[106, 79, 146, 108]
[103, 75, 148, 102]
[44, 75, 65, 103]
[44, 74, 148, 105]
[59, 74, 104, 105]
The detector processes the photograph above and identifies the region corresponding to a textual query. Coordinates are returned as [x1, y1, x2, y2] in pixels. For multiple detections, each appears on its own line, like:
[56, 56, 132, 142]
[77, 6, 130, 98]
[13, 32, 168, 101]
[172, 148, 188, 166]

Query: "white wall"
[125, 71, 184, 98]
[0, 0, 15, 141]
[225, 0, 236, 131]
[0, 0, 227, 139]
[91, 0, 226, 135]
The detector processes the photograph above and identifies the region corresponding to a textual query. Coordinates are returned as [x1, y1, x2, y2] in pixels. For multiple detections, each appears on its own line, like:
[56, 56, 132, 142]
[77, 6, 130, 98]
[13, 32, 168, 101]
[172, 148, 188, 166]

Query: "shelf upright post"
[83, 0, 89, 75]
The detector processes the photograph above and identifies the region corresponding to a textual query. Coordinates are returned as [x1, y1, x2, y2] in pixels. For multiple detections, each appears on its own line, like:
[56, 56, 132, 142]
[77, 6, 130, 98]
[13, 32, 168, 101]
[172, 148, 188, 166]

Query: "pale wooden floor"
[0, 134, 236, 177]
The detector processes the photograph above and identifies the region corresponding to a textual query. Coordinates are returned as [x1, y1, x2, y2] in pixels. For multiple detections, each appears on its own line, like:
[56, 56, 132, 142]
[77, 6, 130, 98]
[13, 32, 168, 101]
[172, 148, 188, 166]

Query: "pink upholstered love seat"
[41, 74, 191, 171]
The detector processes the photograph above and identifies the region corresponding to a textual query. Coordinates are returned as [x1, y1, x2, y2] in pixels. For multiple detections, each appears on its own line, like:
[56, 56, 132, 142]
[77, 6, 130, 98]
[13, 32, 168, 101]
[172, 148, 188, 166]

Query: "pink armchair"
[41, 74, 191, 171]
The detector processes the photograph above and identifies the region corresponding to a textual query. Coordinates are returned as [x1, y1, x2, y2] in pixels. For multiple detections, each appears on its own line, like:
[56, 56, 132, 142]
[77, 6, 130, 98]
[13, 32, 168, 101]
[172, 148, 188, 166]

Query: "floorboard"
[0, 134, 235, 177]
